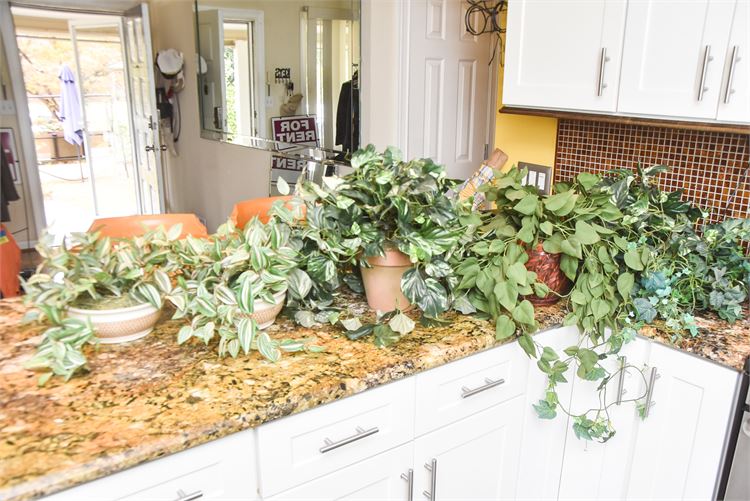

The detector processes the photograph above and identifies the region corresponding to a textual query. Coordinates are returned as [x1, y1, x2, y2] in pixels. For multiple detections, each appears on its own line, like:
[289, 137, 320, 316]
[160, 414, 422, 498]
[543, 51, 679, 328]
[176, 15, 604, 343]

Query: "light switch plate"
[0, 100, 16, 115]
[518, 162, 552, 195]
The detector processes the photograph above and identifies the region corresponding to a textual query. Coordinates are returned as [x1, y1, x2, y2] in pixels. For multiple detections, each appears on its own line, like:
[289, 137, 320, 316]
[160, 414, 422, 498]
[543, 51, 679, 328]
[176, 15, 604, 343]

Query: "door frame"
[0, 0, 47, 245]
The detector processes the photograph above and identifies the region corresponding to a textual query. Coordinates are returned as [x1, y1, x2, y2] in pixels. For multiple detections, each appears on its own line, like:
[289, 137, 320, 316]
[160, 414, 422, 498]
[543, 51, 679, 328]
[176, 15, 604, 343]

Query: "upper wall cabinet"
[503, 0, 628, 112]
[717, 0, 749, 122]
[618, 0, 738, 120]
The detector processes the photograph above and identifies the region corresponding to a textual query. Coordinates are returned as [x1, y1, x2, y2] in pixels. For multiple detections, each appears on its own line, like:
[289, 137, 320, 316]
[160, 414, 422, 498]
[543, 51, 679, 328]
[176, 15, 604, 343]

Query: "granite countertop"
[1, 296, 748, 501]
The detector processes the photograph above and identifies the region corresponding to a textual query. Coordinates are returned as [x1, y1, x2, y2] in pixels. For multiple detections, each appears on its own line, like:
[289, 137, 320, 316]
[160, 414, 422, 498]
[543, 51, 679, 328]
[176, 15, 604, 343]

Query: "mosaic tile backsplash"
[554, 120, 750, 223]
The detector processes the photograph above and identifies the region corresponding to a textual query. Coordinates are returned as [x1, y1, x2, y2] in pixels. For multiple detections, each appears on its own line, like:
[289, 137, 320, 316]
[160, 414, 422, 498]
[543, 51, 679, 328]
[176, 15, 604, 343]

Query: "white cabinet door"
[406, 0, 494, 179]
[413, 396, 525, 501]
[515, 326, 580, 501]
[627, 343, 741, 500]
[557, 337, 652, 501]
[717, 0, 750, 123]
[618, 0, 737, 119]
[266, 444, 413, 501]
[503, 0, 627, 112]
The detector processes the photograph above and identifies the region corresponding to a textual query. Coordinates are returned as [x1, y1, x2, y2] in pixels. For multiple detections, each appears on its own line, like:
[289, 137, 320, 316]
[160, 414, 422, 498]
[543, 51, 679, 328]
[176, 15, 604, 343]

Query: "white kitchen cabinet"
[503, 0, 627, 112]
[618, 0, 738, 120]
[627, 343, 741, 500]
[717, 0, 750, 123]
[413, 396, 525, 501]
[557, 337, 652, 501]
[266, 443, 414, 501]
[44, 430, 258, 501]
[515, 326, 579, 501]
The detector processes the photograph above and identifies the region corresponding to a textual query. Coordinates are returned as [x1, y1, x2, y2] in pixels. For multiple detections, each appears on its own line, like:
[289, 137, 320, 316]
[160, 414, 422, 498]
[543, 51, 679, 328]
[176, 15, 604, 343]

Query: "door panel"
[627, 343, 740, 500]
[407, 0, 492, 179]
[618, 0, 737, 119]
[503, 0, 627, 112]
[123, 3, 164, 214]
[717, 0, 750, 123]
[413, 396, 525, 501]
[197, 9, 226, 134]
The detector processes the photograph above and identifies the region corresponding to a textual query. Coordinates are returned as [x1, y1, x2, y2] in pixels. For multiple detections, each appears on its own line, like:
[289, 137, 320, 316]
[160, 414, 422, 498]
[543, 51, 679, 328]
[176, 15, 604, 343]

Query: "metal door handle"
[616, 356, 627, 405]
[597, 47, 610, 96]
[401, 468, 414, 501]
[422, 459, 437, 500]
[173, 489, 203, 501]
[461, 377, 506, 398]
[643, 367, 659, 418]
[697, 45, 713, 101]
[724, 45, 739, 104]
[319, 426, 379, 453]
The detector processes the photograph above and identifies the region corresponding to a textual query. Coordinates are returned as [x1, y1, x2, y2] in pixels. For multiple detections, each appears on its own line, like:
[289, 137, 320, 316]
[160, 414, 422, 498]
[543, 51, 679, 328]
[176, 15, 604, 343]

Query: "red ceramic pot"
[524, 242, 571, 305]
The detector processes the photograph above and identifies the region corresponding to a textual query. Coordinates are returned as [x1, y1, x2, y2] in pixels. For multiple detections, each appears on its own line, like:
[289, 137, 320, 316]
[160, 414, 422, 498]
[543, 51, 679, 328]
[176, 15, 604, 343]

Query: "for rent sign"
[271, 115, 318, 148]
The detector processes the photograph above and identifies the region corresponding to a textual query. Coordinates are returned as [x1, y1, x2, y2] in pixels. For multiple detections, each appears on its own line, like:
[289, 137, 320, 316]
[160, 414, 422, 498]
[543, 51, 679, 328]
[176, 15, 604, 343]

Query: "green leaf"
[624, 249, 644, 271]
[276, 176, 290, 195]
[577, 348, 598, 372]
[257, 332, 281, 362]
[495, 315, 515, 340]
[294, 310, 316, 328]
[494, 281, 519, 311]
[340, 317, 363, 331]
[518, 334, 537, 358]
[560, 254, 579, 280]
[540, 221, 554, 236]
[574, 221, 600, 245]
[591, 298, 610, 321]
[177, 325, 192, 344]
[513, 194, 539, 215]
[541, 346, 559, 362]
[506, 262, 528, 286]
[389, 312, 416, 335]
[616, 272, 635, 298]
[287, 269, 313, 300]
[560, 238, 583, 259]
[512, 300, 535, 326]
[576, 172, 600, 190]
[533, 399, 557, 419]
[237, 317, 256, 354]
[544, 190, 573, 212]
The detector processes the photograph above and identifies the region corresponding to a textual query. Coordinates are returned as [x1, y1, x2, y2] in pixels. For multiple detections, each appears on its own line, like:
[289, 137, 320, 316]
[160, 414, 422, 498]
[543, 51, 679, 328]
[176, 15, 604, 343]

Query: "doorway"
[10, 5, 163, 240]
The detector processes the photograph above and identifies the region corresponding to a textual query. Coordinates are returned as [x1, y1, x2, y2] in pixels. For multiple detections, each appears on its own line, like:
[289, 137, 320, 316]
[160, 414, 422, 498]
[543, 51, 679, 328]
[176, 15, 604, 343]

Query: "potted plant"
[166, 216, 321, 361]
[297, 145, 464, 316]
[22, 226, 181, 384]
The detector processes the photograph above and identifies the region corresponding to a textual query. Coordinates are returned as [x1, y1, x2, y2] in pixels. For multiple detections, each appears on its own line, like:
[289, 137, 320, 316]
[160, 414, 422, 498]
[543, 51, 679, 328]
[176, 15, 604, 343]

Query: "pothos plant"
[285, 145, 475, 344]
[22, 226, 181, 385]
[166, 216, 323, 362]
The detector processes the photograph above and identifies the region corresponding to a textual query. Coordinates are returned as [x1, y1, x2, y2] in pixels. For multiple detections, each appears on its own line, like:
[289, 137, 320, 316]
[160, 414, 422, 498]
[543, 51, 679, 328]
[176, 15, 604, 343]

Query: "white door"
[627, 343, 741, 500]
[515, 326, 579, 501]
[197, 9, 226, 135]
[122, 4, 165, 214]
[265, 443, 413, 501]
[557, 337, 652, 501]
[503, 0, 627, 113]
[717, 0, 750, 123]
[618, 0, 737, 120]
[406, 0, 494, 179]
[413, 397, 525, 500]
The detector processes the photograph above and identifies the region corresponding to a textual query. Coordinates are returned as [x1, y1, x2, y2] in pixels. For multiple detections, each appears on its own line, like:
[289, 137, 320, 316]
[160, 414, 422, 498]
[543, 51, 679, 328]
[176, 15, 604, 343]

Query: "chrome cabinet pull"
[697, 45, 713, 101]
[461, 377, 506, 398]
[401, 468, 414, 501]
[319, 426, 379, 453]
[616, 356, 627, 405]
[643, 367, 659, 418]
[597, 47, 610, 96]
[174, 489, 203, 501]
[422, 459, 437, 500]
[724, 45, 739, 104]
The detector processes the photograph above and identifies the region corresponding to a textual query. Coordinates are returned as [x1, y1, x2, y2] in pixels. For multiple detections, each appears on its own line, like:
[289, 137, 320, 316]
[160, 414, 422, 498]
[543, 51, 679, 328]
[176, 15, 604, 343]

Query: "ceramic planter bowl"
[524, 242, 571, 306]
[360, 249, 412, 312]
[67, 302, 162, 344]
[238, 289, 287, 329]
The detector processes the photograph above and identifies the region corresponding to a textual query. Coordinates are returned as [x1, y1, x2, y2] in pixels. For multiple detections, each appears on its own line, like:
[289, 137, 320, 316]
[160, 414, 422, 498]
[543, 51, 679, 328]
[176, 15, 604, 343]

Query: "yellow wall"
[494, 18, 558, 173]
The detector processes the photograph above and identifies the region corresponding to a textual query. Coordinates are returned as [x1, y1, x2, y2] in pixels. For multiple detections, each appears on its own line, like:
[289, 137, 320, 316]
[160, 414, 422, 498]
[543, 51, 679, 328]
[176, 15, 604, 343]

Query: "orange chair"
[0, 224, 21, 298]
[230, 196, 305, 229]
[88, 214, 208, 239]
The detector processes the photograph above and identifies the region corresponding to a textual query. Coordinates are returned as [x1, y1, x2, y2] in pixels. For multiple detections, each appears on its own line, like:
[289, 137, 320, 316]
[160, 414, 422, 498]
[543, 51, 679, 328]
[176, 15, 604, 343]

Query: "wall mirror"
[194, 0, 361, 159]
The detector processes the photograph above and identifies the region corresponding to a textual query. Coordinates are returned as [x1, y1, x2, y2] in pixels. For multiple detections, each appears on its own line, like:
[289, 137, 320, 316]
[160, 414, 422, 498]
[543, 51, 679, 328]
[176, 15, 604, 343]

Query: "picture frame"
[0, 127, 21, 184]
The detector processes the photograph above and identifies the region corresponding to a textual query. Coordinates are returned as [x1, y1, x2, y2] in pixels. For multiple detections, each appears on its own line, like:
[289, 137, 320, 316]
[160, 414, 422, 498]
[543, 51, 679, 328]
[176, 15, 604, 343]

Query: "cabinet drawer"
[257, 377, 416, 497]
[414, 340, 529, 436]
[44, 431, 257, 501]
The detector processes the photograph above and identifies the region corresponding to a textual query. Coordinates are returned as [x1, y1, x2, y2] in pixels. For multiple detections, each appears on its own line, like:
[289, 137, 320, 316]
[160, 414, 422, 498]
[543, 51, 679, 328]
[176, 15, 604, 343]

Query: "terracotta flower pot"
[67, 302, 161, 344]
[524, 242, 571, 306]
[238, 289, 287, 329]
[360, 249, 412, 312]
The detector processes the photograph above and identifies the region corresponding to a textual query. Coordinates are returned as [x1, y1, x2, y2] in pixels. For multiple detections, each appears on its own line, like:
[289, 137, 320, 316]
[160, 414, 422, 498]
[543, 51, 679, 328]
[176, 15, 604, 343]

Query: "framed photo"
[0, 128, 21, 184]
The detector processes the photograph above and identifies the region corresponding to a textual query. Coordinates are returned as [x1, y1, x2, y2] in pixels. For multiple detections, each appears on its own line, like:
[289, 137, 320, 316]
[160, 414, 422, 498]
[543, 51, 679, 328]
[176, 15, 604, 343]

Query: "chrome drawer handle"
[643, 367, 659, 418]
[724, 45, 739, 104]
[461, 377, 506, 398]
[423, 459, 437, 500]
[697, 44, 713, 101]
[174, 489, 203, 501]
[616, 356, 627, 405]
[319, 426, 379, 453]
[596, 47, 610, 96]
[401, 468, 414, 501]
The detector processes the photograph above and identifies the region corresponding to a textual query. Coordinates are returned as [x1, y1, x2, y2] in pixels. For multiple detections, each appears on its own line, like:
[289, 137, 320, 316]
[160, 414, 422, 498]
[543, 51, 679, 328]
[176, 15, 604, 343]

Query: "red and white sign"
[271, 115, 318, 148]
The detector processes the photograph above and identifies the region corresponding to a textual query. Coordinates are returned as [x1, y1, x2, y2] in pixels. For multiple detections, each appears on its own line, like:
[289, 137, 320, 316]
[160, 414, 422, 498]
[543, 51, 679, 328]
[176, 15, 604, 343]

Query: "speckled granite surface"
[0, 296, 748, 501]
